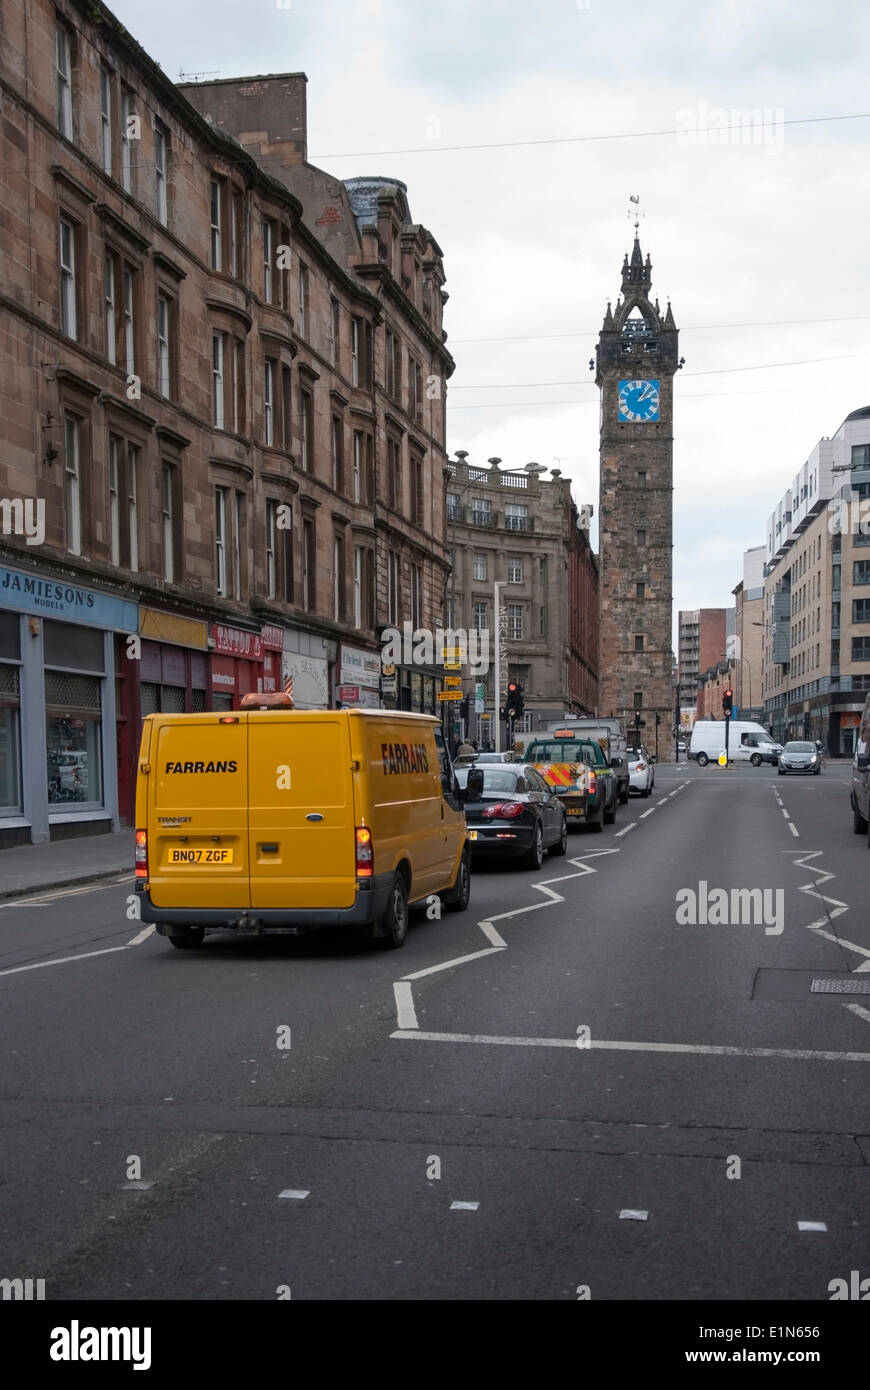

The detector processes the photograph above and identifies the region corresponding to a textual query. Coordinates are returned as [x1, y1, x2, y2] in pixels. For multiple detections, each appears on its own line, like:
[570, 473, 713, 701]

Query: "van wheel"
[696, 752, 709, 767]
[442, 849, 471, 913]
[853, 799, 868, 834]
[750, 753, 762, 767]
[604, 797, 616, 825]
[588, 801, 605, 833]
[378, 873, 409, 948]
[168, 927, 204, 949]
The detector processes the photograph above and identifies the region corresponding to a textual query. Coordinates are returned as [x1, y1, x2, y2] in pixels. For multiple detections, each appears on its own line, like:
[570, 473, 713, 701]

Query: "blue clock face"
[618, 379, 660, 422]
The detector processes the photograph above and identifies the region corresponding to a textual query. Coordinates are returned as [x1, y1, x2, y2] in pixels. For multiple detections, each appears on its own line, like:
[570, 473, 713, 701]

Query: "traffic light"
[506, 682, 524, 719]
[722, 688, 733, 715]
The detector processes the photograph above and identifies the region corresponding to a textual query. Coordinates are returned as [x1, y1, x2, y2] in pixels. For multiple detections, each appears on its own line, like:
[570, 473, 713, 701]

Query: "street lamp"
[447, 450, 482, 746]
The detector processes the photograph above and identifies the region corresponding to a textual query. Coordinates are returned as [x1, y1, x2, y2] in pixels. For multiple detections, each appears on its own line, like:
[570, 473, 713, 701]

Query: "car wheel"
[378, 872, 409, 948]
[750, 753, 762, 767]
[642, 783, 652, 797]
[619, 783, 629, 804]
[814, 766, 821, 775]
[778, 769, 784, 776]
[549, 816, 568, 856]
[442, 848, 471, 913]
[168, 926, 205, 949]
[853, 799, 868, 834]
[522, 822, 544, 868]
[696, 752, 709, 767]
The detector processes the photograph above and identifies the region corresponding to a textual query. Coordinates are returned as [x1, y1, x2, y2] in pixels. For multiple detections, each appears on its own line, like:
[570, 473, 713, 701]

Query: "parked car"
[627, 744, 654, 797]
[454, 750, 516, 766]
[778, 741, 821, 775]
[455, 763, 567, 868]
[851, 694, 870, 837]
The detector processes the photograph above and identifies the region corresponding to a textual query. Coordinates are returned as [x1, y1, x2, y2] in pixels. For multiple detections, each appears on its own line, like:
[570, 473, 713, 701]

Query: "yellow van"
[134, 704, 470, 950]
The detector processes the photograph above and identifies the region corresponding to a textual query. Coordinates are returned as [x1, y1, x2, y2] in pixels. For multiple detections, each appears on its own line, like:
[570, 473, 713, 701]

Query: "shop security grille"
[140, 682, 160, 716]
[810, 978, 870, 995]
[0, 664, 20, 697]
[191, 688, 206, 712]
[44, 670, 101, 710]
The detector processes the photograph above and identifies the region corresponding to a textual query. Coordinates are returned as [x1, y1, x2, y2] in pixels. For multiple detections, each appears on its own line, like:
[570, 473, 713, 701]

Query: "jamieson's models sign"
[0, 565, 137, 631]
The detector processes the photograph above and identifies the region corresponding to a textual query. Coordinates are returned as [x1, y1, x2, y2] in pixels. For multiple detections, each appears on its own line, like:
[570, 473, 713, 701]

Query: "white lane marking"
[615, 823, 637, 837]
[123, 1180, 154, 1190]
[788, 822, 799, 837]
[402, 946, 504, 981]
[781, 808, 790, 818]
[479, 920, 507, 949]
[390, 1030, 870, 1061]
[806, 927, 870, 962]
[845, 1003, 870, 1024]
[450, 1201, 479, 1211]
[126, 925, 155, 946]
[393, 981, 419, 1030]
[0, 874, 134, 909]
[278, 1189, 310, 1200]
[0, 944, 129, 977]
[853, 958, 870, 974]
[619, 1210, 649, 1221]
[639, 808, 656, 818]
[797, 1221, 827, 1232]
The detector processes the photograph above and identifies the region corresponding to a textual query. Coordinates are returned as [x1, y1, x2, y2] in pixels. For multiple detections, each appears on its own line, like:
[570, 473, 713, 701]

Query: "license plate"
[169, 848, 234, 864]
[566, 809, 584, 818]
[467, 830, 478, 841]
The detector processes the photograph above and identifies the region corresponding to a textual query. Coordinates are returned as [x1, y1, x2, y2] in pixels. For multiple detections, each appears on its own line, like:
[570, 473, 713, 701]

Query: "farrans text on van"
[135, 707, 471, 950]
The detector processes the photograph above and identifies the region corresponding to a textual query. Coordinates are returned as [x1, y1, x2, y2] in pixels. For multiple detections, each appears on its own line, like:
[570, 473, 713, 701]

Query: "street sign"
[437, 690, 463, 702]
[338, 685, 360, 701]
[443, 662, 462, 672]
[444, 676, 462, 688]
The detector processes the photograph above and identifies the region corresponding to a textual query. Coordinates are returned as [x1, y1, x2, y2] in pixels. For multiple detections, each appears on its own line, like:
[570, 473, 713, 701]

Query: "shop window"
[141, 683, 187, 714]
[44, 619, 103, 671]
[44, 670, 102, 805]
[0, 660, 22, 812]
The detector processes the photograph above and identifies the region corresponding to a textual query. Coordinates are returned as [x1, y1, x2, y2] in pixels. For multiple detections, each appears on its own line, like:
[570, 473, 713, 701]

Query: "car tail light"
[636, 761, 646, 771]
[481, 802, 525, 819]
[355, 826, 373, 877]
[588, 772, 596, 792]
[135, 829, 148, 879]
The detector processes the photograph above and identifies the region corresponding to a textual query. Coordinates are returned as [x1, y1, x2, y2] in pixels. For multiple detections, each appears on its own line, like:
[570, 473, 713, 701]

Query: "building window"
[472, 497, 491, 527]
[388, 551, 400, 623]
[127, 446, 139, 571]
[508, 604, 524, 640]
[329, 297, 340, 367]
[411, 563, 422, 628]
[353, 546, 363, 628]
[636, 581, 645, 599]
[154, 121, 168, 224]
[332, 416, 344, 492]
[210, 177, 222, 270]
[410, 453, 424, 526]
[232, 339, 244, 434]
[351, 317, 360, 386]
[507, 556, 522, 583]
[123, 267, 135, 375]
[157, 293, 171, 396]
[300, 388, 313, 471]
[854, 561, 870, 586]
[161, 464, 175, 583]
[853, 637, 870, 661]
[303, 518, 316, 610]
[637, 528, 646, 546]
[104, 254, 116, 363]
[298, 263, 308, 339]
[120, 89, 134, 192]
[233, 493, 244, 600]
[447, 492, 459, 522]
[385, 329, 397, 397]
[230, 192, 243, 279]
[215, 487, 228, 596]
[264, 359, 275, 446]
[505, 503, 528, 532]
[333, 536, 345, 622]
[281, 367, 292, 450]
[474, 554, 487, 582]
[387, 436, 401, 510]
[56, 25, 72, 138]
[281, 504, 294, 602]
[636, 470, 647, 487]
[212, 333, 225, 429]
[352, 431, 363, 503]
[633, 690, 643, 710]
[446, 596, 457, 629]
[63, 415, 81, 555]
[59, 219, 77, 339]
[266, 501, 277, 599]
[634, 634, 644, 652]
[263, 219, 273, 303]
[473, 602, 488, 632]
[99, 68, 112, 173]
[108, 438, 120, 566]
[853, 599, 870, 623]
[413, 360, 423, 423]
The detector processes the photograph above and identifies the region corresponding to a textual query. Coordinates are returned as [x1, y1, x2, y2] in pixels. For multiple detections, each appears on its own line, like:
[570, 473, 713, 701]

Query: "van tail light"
[587, 772, 596, 793]
[355, 826, 373, 877]
[481, 802, 525, 819]
[135, 829, 148, 879]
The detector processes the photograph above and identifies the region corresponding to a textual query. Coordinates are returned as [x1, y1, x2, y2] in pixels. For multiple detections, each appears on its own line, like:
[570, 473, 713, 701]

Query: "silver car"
[778, 741, 820, 776]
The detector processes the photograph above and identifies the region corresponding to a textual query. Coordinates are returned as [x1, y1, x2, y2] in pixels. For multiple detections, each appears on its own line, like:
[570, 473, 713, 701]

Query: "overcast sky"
[114, 0, 870, 621]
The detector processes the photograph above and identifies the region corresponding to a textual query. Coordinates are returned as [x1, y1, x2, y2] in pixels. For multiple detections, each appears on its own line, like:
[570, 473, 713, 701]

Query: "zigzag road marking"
[785, 848, 870, 1021]
[393, 849, 620, 1026]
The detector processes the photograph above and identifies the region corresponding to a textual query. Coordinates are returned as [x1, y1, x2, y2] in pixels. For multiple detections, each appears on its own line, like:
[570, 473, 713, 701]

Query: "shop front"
[210, 623, 265, 710]
[282, 629, 331, 711]
[336, 642, 381, 709]
[0, 562, 137, 847]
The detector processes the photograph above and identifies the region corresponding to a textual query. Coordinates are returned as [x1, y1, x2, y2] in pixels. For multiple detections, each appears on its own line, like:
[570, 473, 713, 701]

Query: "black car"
[778, 741, 821, 775]
[456, 763, 568, 868]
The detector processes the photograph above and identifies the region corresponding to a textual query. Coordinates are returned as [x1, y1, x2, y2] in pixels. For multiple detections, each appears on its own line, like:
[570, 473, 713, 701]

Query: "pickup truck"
[524, 734, 618, 829]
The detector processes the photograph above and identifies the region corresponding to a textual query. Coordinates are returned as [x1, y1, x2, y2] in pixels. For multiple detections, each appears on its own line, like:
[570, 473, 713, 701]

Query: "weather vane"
[627, 193, 644, 233]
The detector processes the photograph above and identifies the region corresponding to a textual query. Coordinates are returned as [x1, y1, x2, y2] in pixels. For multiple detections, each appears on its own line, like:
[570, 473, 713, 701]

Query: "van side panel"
[354, 714, 443, 899]
[248, 713, 357, 910]
[147, 716, 250, 909]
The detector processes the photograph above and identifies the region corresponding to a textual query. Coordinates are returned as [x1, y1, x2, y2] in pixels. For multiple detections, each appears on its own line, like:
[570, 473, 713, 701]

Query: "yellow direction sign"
[437, 690, 464, 702]
[443, 662, 462, 671]
[444, 677, 462, 688]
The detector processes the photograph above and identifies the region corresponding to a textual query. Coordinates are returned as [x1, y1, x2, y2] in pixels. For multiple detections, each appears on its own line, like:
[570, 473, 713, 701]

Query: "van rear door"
[248, 712, 357, 911]
[147, 715, 249, 910]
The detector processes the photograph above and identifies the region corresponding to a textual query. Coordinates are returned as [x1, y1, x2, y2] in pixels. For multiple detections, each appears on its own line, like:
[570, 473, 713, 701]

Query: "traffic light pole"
[724, 710, 731, 766]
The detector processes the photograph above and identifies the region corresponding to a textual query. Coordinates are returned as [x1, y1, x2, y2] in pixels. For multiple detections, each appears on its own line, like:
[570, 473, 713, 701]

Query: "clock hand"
[637, 383, 654, 402]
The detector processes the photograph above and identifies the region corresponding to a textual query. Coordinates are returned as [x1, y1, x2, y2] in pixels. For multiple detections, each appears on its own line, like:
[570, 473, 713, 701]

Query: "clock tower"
[595, 229, 678, 759]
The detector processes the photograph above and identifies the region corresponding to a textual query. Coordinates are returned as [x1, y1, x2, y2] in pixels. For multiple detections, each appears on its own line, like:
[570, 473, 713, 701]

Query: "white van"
[689, 721, 782, 767]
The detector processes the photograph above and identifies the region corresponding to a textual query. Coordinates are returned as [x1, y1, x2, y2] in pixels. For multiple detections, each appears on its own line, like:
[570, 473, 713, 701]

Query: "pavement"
[0, 828, 134, 900]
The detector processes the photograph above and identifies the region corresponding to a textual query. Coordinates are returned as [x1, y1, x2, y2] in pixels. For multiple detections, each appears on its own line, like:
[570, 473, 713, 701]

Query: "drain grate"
[811, 978, 870, 995]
